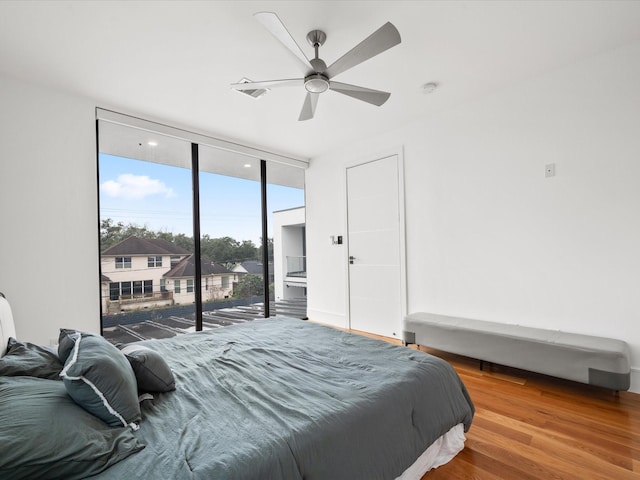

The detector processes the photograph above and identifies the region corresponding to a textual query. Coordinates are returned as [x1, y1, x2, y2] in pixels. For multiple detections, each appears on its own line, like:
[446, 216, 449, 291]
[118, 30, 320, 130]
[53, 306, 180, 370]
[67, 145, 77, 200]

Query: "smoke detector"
[422, 82, 438, 94]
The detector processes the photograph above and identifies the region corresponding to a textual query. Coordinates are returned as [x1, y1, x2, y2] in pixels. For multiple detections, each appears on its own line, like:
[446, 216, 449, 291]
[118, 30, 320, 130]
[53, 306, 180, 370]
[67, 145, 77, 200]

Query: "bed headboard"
[0, 293, 17, 357]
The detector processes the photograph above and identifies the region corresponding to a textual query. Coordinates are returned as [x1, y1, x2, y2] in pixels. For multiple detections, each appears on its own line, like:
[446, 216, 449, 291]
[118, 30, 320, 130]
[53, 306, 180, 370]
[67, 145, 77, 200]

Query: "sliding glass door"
[98, 121, 197, 343]
[267, 162, 306, 318]
[197, 145, 265, 327]
[97, 112, 306, 344]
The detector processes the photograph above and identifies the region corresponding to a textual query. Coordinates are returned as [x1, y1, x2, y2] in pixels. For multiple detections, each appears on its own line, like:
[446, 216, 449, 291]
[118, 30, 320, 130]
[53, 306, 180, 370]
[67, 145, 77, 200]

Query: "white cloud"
[100, 174, 175, 200]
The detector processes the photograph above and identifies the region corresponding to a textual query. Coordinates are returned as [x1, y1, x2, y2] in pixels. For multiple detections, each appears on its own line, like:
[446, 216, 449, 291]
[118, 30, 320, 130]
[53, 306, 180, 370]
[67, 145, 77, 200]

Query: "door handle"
[349, 256, 356, 264]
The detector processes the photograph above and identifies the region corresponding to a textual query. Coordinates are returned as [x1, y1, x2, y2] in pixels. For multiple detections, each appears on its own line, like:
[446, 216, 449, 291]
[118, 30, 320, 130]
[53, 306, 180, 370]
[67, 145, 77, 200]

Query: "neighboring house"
[164, 254, 234, 305]
[232, 260, 274, 284]
[273, 207, 306, 302]
[100, 236, 233, 313]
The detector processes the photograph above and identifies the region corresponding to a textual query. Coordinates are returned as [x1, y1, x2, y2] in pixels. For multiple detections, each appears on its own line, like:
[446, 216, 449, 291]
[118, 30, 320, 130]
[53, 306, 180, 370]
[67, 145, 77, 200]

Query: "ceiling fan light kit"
[231, 12, 401, 121]
[304, 73, 329, 93]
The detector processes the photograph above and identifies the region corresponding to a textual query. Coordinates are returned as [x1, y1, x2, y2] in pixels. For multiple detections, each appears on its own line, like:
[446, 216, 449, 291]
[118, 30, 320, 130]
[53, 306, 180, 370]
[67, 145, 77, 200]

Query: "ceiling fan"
[231, 12, 401, 121]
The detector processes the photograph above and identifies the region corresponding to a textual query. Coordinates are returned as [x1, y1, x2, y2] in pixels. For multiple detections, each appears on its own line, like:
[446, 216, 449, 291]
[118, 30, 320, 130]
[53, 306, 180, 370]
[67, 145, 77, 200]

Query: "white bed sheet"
[395, 423, 466, 480]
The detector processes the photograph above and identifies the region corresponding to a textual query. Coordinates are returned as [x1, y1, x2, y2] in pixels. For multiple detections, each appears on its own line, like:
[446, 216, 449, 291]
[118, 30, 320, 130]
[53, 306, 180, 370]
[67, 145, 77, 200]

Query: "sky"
[99, 154, 304, 245]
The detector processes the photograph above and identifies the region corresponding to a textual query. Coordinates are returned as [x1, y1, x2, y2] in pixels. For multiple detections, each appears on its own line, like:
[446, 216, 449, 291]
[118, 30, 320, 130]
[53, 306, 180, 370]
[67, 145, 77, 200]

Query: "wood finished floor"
[350, 330, 640, 480]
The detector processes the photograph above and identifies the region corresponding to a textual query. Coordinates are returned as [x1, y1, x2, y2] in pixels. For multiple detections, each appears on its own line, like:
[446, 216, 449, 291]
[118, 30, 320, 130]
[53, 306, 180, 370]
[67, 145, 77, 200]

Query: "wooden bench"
[403, 312, 631, 391]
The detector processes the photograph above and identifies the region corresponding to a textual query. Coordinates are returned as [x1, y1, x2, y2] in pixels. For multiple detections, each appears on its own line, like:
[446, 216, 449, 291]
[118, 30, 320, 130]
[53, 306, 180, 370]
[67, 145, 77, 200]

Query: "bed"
[0, 294, 474, 480]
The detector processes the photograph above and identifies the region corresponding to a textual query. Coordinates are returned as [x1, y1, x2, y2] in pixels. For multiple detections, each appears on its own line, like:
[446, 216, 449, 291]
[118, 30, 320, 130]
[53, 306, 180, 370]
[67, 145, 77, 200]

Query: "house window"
[115, 257, 131, 269]
[108, 280, 152, 300]
[121, 281, 132, 297]
[222, 276, 230, 289]
[187, 279, 194, 293]
[160, 279, 166, 292]
[170, 256, 180, 267]
[148, 256, 162, 267]
[174, 280, 181, 294]
[109, 282, 119, 301]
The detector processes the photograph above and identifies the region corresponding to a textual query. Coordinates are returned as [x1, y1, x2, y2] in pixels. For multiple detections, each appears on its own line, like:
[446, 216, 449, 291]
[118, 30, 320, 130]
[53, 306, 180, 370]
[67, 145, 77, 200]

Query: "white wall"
[306, 41, 640, 393]
[0, 74, 100, 345]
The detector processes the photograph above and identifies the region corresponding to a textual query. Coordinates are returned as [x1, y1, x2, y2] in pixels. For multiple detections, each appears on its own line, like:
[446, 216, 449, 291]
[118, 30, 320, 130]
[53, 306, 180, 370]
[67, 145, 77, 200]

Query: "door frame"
[344, 147, 407, 338]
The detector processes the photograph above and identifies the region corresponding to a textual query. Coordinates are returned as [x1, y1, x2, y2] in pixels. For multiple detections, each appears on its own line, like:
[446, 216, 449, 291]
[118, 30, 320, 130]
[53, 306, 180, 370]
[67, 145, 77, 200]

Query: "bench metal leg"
[480, 360, 493, 371]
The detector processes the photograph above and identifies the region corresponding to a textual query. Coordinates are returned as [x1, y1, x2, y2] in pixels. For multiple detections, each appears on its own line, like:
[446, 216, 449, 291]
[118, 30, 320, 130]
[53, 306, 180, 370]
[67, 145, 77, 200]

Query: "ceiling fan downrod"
[306, 29, 327, 59]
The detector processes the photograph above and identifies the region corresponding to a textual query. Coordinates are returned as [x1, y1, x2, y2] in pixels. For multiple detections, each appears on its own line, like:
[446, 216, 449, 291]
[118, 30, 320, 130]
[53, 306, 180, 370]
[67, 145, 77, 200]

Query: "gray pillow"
[0, 337, 63, 379]
[0, 376, 143, 480]
[119, 343, 176, 393]
[58, 329, 141, 428]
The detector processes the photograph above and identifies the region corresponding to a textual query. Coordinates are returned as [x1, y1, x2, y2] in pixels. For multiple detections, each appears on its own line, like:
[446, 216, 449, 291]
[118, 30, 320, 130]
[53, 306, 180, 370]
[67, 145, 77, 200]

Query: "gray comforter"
[94, 317, 474, 480]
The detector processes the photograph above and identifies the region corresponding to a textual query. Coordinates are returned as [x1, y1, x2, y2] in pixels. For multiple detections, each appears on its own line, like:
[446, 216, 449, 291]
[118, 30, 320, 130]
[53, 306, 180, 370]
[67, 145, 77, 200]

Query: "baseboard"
[306, 309, 347, 330]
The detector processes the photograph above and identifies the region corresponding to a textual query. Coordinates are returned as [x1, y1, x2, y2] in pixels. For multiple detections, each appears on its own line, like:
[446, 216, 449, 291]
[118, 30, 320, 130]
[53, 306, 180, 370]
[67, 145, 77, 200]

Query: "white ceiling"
[2, 0, 640, 160]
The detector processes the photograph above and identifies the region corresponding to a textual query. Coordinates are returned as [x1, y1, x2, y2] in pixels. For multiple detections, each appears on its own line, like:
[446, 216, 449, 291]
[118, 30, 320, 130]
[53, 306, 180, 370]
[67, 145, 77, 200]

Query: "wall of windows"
[97, 110, 306, 343]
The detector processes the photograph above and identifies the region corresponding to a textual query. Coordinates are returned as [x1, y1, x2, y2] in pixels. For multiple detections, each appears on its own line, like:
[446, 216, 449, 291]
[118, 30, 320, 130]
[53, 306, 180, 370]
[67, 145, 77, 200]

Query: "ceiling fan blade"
[325, 22, 401, 79]
[299, 92, 319, 121]
[254, 12, 313, 70]
[231, 78, 303, 90]
[329, 81, 391, 106]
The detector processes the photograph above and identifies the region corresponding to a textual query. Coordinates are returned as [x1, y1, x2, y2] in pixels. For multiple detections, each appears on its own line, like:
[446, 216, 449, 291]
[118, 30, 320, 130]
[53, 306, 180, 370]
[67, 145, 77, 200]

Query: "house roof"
[234, 260, 265, 275]
[164, 255, 232, 279]
[102, 236, 191, 256]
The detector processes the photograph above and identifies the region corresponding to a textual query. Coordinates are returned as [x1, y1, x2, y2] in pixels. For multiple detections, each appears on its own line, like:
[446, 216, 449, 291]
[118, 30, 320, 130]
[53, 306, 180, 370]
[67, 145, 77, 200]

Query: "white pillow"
[0, 295, 17, 357]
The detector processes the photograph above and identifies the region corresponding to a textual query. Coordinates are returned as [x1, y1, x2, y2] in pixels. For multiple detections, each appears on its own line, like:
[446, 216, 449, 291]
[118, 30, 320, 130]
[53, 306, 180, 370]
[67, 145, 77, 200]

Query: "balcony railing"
[286, 256, 306, 278]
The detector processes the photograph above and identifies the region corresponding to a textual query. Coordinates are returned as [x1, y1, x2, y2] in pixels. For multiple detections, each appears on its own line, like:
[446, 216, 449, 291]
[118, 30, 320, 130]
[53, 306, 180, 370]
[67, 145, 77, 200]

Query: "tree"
[200, 236, 257, 265]
[232, 274, 264, 298]
[100, 218, 124, 249]
[258, 237, 274, 261]
[237, 240, 260, 263]
[99, 218, 260, 263]
[100, 219, 158, 250]
[156, 231, 193, 252]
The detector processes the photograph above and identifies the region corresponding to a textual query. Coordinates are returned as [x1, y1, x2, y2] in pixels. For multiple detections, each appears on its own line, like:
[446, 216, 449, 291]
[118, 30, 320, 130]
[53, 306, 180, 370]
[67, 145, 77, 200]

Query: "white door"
[346, 154, 404, 338]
